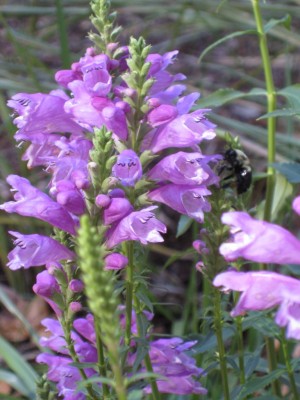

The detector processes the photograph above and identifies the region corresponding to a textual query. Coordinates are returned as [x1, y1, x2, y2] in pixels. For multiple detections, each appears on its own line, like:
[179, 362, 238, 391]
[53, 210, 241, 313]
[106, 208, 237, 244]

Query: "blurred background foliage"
[0, 0, 300, 397]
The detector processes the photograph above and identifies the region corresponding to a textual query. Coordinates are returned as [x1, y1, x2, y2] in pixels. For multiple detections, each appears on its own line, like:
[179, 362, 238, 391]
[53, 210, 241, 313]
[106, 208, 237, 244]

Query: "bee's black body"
[217, 149, 252, 194]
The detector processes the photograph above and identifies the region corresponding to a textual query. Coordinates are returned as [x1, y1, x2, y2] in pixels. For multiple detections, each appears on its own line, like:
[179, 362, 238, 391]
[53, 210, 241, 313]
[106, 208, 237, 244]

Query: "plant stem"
[236, 316, 246, 385]
[281, 330, 299, 399]
[125, 241, 134, 347]
[94, 318, 110, 398]
[213, 287, 230, 400]
[134, 296, 161, 400]
[251, 0, 277, 222]
[61, 317, 98, 400]
[251, 2, 281, 397]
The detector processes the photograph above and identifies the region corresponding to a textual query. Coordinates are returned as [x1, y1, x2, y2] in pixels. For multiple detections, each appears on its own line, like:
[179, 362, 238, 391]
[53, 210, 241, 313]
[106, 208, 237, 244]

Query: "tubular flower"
[7, 231, 75, 270]
[149, 184, 211, 222]
[213, 270, 300, 340]
[33, 271, 62, 317]
[112, 149, 142, 186]
[148, 151, 220, 186]
[140, 338, 207, 395]
[219, 211, 300, 264]
[7, 91, 83, 138]
[106, 206, 166, 248]
[0, 175, 77, 235]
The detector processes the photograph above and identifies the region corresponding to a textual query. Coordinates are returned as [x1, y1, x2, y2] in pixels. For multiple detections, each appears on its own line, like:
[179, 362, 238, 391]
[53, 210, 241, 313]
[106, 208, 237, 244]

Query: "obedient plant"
[4, 0, 300, 399]
[2, 0, 221, 398]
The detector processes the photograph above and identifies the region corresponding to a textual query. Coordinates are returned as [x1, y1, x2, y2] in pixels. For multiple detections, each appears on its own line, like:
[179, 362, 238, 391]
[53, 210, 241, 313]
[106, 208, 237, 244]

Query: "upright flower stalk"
[251, 0, 277, 222]
[2, 0, 214, 397]
[251, 1, 279, 394]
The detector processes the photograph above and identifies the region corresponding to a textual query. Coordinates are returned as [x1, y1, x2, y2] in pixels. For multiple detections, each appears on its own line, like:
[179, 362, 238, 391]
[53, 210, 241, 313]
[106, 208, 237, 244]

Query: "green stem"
[281, 330, 299, 399]
[61, 317, 98, 400]
[134, 297, 161, 400]
[94, 318, 110, 398]
[125, 242, 134, 347]
[251, 2, 280, 397]
[251, 0, 277, 222]
[213, 287, 230, 400]
[236, 316, 246, 385]
[55, 0, 71, 68]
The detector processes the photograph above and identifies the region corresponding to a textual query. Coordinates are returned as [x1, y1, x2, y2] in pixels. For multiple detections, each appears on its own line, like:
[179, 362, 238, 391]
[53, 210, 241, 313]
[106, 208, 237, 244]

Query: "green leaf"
[243, 311, 281, 338]
[271, 173, 293, 220]
[198, 29, 257, 63]
[0, 369, 31, 396]
[259, 84, 300, 119]
[176, 215, 193, 237]
[272, 163, 300, 183]
[258, 109, 300, 119]
[196, 88, 266, 108]
[0, 336, 38, 398]
[244, 347, 264, 378]
[264, 14, 291, 34]
[127, 390, 145, 400]
[126, 372, 163, 385]
[235, 369, 284, 399]
[279, 84, 300, 109]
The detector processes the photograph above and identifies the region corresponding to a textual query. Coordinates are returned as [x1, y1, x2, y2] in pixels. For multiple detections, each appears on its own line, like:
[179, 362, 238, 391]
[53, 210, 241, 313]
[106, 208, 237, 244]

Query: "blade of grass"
[0, 335, 38, 398]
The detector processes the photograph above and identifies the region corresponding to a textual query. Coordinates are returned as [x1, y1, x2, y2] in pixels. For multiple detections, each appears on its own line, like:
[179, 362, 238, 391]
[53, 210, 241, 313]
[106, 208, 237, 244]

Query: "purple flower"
[141, 338, 206, 395]
[7, 91, 83, 138]
[148, 151, 220, 186]
[142, 93, 216, 153]
[147, 51, 186, 94]
[0, 175, 77, 235]
[49, 137, 92, 190]
[219, 212, 300, 264]
[64, 82, 128, 140]
[106, 206, 166, 248]
[20, 133, 59, 168]
[37, 317, 98, 399]
[112, 150, 142, 186]
[33, 271, 62, 316]
[103, 196, 133, 225]
[104, 253, 128, 270]
[73, 314, 96, 344]
[292, 195, 300, 216]
[69, 279, 84, 293]
[7, 231, 75, 270]
[53, 180, 86, 215]
[213, 270, 300, 339]
[149, 184, 211, 222]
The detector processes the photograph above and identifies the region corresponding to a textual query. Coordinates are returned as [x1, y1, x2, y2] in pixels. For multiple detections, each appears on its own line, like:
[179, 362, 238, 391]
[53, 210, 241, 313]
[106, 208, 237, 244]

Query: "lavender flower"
[106, 206, 166, 248]
[213, 270, 300, 340]
[141, 338, 207, 395]
[33, 271, 62, 317]
[104, 253, 128, 270]
[7, 231, 75, 270]
[149, 184, 212, 222]
[0, 175, 77, 235]
[219, 211, 300, 264]
[148, 151, 220, 186]
[112, 149, 142, 186]
[7, 91, 83, 138]
[143, 93, 216, 153]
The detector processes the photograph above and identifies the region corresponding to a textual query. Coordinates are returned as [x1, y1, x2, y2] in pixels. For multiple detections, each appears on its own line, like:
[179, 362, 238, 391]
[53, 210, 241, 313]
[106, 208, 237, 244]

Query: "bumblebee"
[217, 148, 252, 194]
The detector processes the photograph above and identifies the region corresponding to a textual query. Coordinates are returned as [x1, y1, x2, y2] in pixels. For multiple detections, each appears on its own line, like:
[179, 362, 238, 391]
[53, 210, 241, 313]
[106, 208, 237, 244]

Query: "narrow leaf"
[0, 369, 31, 396]
[236, 369, 284, 399]
[176, 215, 193, 237]
[264, 14, 291, 34]
[272, 163, 300, 183]
[198, 30, 257, 63]
[0, 336, 37, 397]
